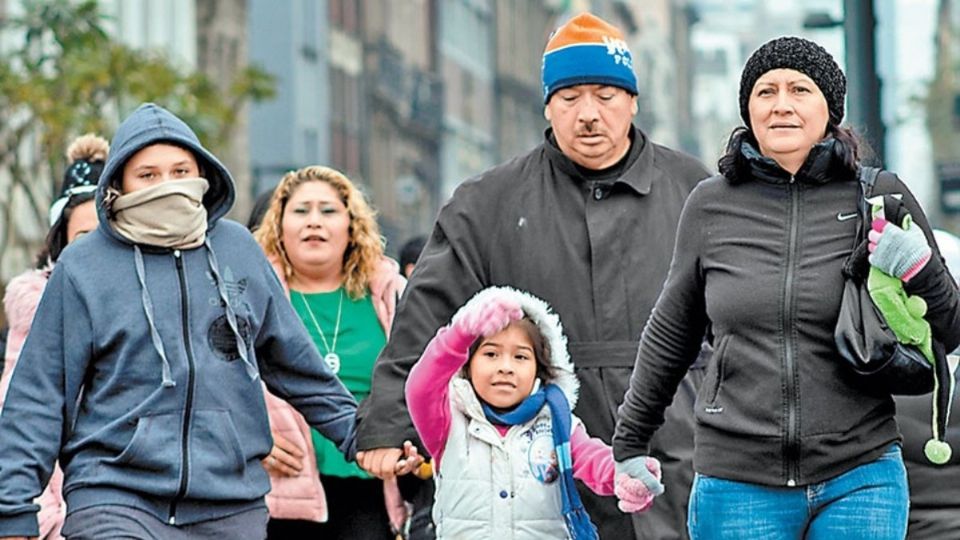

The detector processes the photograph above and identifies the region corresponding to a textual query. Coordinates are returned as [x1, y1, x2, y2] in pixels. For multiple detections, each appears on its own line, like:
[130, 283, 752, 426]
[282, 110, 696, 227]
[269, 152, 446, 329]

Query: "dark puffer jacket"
[614, 139, 960, 487]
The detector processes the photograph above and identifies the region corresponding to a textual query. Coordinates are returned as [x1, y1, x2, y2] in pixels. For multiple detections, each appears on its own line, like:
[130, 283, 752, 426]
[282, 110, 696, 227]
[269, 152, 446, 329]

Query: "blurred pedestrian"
[613, 36, 960, 539]
[399, 235, 427, 279]
[247, 188, 276, 233]
[356, 12, 711, 539]
[253, 165, 410, 539]
[0, 133, 109, 540]
[0, 103, 363, 540]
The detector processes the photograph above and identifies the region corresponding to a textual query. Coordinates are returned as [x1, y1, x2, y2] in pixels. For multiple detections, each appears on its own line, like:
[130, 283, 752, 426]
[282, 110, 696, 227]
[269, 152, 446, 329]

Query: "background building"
[4, 0, 956, 260]
[248, 0, 705, 250]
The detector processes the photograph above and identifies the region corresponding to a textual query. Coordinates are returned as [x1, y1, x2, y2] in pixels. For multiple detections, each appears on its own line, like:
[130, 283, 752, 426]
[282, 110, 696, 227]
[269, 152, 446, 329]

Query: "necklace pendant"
[324, 352, 341, 374]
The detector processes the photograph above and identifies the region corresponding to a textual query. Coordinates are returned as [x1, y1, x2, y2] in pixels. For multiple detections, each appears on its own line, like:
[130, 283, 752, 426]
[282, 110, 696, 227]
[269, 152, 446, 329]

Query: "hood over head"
[458, 286, 580, 408]
[96, 103, 235, 239]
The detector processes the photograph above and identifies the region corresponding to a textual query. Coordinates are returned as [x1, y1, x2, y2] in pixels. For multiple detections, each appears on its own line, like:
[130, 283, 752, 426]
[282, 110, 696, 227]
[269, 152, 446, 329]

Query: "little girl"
[406, 286, 661, 539]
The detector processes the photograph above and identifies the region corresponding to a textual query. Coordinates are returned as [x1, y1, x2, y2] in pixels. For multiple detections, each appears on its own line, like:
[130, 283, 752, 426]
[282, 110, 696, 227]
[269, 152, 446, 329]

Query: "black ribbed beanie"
[739, 36, 847, 126]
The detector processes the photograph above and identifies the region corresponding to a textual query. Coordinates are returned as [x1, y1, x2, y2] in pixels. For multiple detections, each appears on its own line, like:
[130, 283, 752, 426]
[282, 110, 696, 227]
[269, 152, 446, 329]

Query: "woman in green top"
[254, 165, 411, 539]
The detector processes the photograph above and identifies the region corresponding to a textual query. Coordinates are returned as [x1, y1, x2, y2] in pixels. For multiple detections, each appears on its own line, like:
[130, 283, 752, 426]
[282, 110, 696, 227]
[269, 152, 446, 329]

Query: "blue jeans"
[687, 444, 908, 539]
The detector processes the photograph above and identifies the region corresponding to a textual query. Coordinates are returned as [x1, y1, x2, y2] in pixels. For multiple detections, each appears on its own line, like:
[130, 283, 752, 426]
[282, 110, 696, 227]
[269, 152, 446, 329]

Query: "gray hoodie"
[0, 103, 358, 536]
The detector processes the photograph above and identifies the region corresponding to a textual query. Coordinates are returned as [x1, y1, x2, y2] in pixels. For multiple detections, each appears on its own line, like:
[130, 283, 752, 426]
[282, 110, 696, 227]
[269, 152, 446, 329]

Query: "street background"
[0, 0, 958, 299]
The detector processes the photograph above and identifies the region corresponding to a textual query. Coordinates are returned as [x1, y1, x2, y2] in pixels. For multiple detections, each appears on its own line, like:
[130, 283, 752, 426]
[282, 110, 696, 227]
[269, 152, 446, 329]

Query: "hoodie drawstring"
[133, 245, 176, 388]
[205, 238, 259, 382]
[133, 241, 259, 389]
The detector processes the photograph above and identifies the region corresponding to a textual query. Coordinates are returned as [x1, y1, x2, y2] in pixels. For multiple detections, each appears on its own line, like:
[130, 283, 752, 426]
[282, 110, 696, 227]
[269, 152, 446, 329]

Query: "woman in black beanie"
[613, 36, 960, 539]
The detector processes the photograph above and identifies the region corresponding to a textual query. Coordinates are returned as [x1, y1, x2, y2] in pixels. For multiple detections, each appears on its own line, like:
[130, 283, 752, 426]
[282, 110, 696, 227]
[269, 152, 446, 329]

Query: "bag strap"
[857, 166, 881, 238]
[842, 166, 882, 280]
[860, 166, 881, 192]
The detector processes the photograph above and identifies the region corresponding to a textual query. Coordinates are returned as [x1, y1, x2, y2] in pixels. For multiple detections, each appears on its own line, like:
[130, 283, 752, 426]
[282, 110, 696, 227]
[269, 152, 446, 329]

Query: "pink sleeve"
[571, 423, 616, 496]
[404, 325, 474, 467]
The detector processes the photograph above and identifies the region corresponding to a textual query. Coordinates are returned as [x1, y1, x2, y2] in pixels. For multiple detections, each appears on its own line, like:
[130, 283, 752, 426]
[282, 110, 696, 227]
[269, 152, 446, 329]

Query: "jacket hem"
[0, 510, 39, 538]
[65, 486, 266, 527]
[693, 425, 900, 487]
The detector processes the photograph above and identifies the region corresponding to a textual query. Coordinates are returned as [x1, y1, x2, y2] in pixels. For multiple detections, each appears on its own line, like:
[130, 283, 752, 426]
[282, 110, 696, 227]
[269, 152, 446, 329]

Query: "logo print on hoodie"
[207, 266, 252, 361]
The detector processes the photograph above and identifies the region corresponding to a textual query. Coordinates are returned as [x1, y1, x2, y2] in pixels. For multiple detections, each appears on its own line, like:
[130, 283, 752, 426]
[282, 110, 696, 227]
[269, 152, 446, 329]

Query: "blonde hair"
[254, 165, 384, 299]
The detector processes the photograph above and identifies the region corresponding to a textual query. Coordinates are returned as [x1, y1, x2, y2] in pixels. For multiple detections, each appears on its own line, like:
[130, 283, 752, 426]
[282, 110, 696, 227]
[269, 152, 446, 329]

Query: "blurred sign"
[940, 162, 960, 214]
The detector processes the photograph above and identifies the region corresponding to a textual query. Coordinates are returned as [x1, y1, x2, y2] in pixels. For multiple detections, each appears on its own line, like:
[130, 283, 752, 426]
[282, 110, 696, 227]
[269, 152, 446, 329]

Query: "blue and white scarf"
[481, 383, 598, 540]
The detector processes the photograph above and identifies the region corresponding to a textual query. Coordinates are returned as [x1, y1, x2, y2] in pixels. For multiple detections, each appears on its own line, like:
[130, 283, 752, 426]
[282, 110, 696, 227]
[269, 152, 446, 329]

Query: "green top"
[291, 287, 386, 478]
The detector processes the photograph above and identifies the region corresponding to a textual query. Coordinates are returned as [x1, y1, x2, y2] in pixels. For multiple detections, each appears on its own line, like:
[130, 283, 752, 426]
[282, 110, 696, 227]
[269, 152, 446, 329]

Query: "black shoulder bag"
[833, 166, 935, 395]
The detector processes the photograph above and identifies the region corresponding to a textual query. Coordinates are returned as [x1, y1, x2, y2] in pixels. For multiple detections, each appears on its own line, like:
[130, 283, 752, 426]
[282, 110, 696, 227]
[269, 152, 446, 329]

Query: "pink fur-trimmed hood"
[452, 285, 580, 408]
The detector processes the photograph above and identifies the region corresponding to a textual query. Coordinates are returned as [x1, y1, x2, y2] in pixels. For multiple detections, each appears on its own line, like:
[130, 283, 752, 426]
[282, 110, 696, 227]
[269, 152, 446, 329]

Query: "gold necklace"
[296, 289, 344, 374]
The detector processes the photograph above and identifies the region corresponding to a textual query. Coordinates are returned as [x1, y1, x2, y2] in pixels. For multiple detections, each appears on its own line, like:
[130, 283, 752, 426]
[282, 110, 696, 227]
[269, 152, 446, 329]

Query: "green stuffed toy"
[867, 198, 954, 464]
[867, 268, 933, 364]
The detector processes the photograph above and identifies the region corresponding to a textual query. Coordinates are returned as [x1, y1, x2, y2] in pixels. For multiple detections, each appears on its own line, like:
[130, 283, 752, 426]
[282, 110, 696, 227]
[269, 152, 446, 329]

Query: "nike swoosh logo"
[837, 212, 858, 221]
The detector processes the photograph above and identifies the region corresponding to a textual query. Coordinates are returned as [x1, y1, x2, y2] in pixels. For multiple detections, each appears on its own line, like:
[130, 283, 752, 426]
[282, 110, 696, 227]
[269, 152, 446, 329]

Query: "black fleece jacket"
[614, 140, 960, 487]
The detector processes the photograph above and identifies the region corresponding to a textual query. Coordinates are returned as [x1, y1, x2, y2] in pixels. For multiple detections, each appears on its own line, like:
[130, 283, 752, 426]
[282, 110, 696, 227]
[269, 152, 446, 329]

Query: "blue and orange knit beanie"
[541, 12, 638, 103]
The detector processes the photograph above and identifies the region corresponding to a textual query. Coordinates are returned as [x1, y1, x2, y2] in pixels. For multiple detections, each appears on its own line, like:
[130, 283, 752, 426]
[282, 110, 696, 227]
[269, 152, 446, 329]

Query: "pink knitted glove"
[449, 289, 525, 351]
[868, 217, 931, 283]
[614, 456, 663, 513]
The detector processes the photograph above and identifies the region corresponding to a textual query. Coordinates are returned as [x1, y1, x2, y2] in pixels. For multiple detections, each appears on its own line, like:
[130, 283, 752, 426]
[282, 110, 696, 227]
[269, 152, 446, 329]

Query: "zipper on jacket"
[169, 249, 197, 524]
[783, 179, 801, 486]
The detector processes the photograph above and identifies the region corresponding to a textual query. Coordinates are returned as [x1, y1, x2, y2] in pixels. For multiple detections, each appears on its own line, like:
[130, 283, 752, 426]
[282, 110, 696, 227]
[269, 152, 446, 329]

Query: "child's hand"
[392, 439, 425, 476]
[614, 456, 663, 513]
[452, 293, 524, 342]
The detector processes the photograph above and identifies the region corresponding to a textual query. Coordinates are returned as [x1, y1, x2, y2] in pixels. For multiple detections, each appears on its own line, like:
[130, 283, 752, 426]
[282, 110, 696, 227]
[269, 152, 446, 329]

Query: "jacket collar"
[544, 125, 654, 195]
[739, 138, 839, 185]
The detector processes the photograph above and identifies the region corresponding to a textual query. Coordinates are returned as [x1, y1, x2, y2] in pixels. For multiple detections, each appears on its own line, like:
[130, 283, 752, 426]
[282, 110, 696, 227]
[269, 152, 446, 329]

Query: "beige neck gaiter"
[109, 177, 210, 249]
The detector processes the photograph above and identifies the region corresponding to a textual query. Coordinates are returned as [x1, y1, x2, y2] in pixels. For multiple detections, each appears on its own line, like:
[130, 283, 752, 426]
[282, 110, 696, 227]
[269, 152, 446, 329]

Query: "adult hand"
[868, 216, 931, 283]
[356, 446, 405, 479]
[261, 432, 304, 477]
[369, 257, 405, 322]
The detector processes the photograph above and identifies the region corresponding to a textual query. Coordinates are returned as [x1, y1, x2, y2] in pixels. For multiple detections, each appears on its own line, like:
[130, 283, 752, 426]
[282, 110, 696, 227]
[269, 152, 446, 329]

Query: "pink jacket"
[0, 268, 65, 540]
[263, 256, 407, 526]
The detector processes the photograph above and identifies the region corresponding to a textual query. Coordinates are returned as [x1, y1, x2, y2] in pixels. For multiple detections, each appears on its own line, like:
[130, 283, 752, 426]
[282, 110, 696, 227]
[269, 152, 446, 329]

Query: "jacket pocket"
[113, 411, 181, 473]
[187, 409, 251, 498]
[702, 335, 730, 408]
[694, 334, 781, 437]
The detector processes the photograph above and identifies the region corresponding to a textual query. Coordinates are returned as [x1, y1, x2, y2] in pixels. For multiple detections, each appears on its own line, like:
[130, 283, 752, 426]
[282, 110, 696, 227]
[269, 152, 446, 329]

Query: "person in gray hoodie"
[0, 103, 368, 540]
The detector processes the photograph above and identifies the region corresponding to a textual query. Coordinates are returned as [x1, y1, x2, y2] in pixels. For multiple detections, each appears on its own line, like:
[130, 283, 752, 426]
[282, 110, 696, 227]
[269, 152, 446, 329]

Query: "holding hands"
[614, 456, 664, 513]
[355, 440, 424, 480]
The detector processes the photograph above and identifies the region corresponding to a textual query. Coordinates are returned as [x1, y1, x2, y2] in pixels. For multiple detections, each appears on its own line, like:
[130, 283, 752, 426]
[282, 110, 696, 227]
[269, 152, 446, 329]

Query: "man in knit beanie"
[358, 12, 710, 540]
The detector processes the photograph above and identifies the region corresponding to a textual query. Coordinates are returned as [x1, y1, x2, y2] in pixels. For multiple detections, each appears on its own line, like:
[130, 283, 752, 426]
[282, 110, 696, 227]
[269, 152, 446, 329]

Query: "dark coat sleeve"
[356, 179, 492, 450]
[612, 183, 710, 461]
[880, 172, 960, 351]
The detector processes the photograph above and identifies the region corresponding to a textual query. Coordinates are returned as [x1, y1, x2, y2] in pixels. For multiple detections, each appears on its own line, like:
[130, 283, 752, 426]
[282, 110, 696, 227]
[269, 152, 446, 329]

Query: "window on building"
[304, 128, 319, 165]
[329, 0, 361, 35]
[329, 66, 363, 178]
[301, 0, 318, 61]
